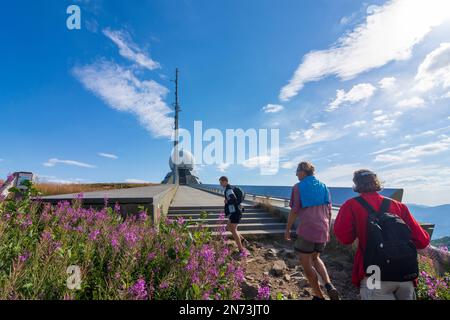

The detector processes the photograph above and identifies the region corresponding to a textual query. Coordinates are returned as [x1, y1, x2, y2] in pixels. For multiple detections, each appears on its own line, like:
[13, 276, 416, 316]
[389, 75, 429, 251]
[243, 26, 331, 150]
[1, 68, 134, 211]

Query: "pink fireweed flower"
[159, 281, 169, 289]
[147, 252, 156, 262]
[41, 231, 52, 242]
[235, 267, 245, 282]
[19, 216, 33, 229]
[129, 278, 147, 300]
[89, 229, 101, 241]
[177, 216, 185, 225]
[257, 285, 270, 300]
[124, 231, 138, 246]
[239, 250, 250, 258]
[201, 244, 215, 264]
[232, 291, 241, 300]
[202, 292, 211, 300]
[138, 211, 148, 221]
[18, 252, 31, 263]
[111, 238, 120, 251]
[63, 294, 74, 300]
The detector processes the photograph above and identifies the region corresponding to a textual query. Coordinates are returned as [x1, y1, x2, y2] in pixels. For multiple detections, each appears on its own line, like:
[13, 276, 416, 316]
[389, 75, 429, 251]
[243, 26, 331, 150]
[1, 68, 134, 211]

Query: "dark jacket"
[224, 184, 241, 216]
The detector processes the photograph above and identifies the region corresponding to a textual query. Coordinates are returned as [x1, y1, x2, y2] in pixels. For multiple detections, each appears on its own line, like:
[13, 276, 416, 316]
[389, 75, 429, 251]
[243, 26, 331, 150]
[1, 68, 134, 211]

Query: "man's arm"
[285, 185, 299, 241]
[285, 208, 297, 241]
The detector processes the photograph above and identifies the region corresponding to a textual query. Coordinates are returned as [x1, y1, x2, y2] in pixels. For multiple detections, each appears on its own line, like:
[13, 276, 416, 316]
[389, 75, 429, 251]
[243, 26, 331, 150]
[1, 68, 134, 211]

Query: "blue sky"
[1, 0, 450, 205]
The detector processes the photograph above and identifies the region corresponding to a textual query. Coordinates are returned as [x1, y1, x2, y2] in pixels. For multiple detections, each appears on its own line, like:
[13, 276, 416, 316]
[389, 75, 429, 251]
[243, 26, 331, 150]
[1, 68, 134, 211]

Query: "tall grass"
[35, 183, 156, 196]
[0, 182, 244, 300]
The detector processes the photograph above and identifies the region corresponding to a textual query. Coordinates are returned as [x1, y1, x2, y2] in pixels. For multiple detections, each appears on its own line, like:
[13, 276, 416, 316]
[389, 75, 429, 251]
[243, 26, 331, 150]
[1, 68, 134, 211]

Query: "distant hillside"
[407, 204, 450, 240]
[431, 236, 450, 249]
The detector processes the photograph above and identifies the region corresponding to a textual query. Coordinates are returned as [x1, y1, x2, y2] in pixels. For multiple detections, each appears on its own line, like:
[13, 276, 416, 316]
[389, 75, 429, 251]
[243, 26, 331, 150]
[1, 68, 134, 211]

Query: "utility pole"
[173, 68, 181, 184]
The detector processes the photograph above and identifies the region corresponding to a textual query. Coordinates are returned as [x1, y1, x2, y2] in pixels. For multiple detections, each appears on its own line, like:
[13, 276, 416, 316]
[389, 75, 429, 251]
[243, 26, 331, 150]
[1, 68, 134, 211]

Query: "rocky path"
[238, 238, 359, 300]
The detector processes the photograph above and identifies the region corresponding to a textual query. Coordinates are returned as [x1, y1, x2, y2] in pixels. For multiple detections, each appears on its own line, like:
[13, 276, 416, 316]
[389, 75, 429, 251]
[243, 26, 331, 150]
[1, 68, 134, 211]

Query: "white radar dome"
[169, 149, 195, 171]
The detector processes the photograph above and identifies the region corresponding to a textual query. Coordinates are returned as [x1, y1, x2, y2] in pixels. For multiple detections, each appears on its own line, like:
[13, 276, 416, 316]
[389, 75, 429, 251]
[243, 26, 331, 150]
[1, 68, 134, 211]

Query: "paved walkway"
[170, 186, 225, 207]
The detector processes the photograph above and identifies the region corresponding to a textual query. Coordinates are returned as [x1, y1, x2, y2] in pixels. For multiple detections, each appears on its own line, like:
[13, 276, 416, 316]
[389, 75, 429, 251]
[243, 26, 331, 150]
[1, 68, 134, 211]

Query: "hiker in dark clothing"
[219, 176, 248, 255]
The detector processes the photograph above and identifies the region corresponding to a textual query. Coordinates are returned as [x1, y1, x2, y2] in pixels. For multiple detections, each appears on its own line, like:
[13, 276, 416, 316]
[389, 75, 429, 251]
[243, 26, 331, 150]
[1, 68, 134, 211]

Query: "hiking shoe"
[325, 283, 340, 300]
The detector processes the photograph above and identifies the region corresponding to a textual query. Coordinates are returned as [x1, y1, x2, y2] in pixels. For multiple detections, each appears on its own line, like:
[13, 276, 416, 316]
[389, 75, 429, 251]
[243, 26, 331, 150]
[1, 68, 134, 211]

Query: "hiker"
[334, 169, 430, 300]
[284, 162, 340, 300]
[219, 176, 248, 255]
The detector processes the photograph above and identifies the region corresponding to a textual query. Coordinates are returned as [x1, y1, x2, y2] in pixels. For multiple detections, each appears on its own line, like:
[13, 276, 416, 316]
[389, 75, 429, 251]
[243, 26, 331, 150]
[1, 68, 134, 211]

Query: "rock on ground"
[239, 238, 359, 300]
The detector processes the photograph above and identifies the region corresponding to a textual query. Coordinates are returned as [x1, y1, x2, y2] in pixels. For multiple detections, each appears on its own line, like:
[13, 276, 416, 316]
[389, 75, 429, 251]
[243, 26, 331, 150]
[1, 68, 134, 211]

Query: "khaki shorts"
[294, 237, 326, 254]
[359, 278, 416, 300]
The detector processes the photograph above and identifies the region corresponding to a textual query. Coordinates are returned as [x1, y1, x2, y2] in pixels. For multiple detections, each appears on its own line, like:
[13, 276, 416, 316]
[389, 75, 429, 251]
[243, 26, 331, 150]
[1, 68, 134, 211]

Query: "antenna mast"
[173, 68, 181, 184]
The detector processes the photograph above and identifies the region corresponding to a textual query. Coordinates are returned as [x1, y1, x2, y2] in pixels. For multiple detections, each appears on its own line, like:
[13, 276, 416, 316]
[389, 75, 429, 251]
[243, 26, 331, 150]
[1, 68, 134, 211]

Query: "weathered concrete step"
[168, 208, 264, 214]
[169, 205, 245, 211]
[168, 212, 272, 219]
[187, 222, 286, 231]
[181, 217, 282, 224]
[212, 229, 286, 236]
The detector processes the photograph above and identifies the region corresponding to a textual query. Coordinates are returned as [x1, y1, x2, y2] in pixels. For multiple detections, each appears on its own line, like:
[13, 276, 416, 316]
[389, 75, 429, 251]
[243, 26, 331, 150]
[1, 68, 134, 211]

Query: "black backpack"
[355, 196, 419, 282]
[232, 186, 245, 204]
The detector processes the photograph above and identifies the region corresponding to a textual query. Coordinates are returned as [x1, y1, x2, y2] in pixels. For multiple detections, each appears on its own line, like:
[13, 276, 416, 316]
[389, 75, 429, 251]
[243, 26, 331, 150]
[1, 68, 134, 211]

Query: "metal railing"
[190, 184, 340, 210]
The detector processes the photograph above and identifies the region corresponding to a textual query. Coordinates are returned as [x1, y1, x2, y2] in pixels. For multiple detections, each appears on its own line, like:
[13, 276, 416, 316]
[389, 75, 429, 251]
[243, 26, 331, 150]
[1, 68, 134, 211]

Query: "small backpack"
[232, 186, 245, 205]
[355, 196, 419, 282]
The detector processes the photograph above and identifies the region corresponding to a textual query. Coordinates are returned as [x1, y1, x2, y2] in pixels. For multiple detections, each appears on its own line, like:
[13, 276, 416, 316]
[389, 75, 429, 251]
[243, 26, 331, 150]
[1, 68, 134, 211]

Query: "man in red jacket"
[334, 169, 430, 300]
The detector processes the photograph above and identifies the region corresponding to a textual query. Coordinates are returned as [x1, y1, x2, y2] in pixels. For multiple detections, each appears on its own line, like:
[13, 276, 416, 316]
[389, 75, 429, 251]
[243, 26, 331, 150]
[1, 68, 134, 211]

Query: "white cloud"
[311, 122, 326, 130]
[316, 163, 361, 186]
[288, 131, 302, 141]
[373, 110, 384, 116]
[281, 161, 296, 169]
[217, 163, 231, 172]
[241, 155, 279, 175]
[375, 136, 450, 163]
[262, 104, 284, 113]
[366, 110, 402, 138]
[43, 158, 96, 168]
[376, 164, 450, 205]
[103, 28, 160, 71]
[327, 83, 376, 112]
[282, 123, 345, 156]
[73, 61, 173, 138]
[379, 77, 397, 89]
[98, 152, 118, 159]
[374, 154, 405, 163]
[279, 0, 450, 101]
[288, 122, 327, 141]
[371, 143, 411, 155]
[35, 174, 85, 184]
[344, 120, 367, 129]
[125, 179, 150, 184]
[396, 96, 425, 108]
[242, 156, 270, 169]
[415, 42, 450, 92]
